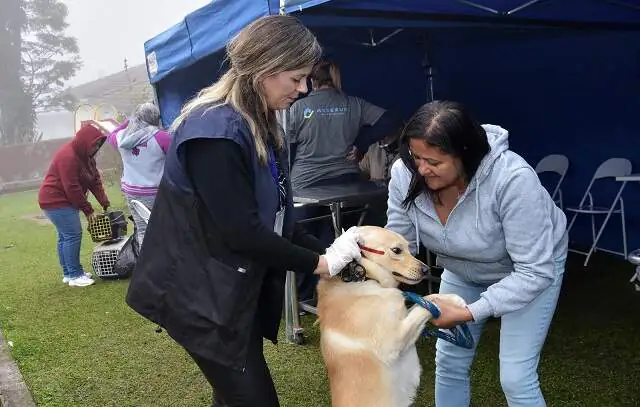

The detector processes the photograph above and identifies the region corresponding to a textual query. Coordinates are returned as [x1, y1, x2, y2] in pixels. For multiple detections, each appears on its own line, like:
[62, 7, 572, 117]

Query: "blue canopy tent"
[144, 0, 640, 254]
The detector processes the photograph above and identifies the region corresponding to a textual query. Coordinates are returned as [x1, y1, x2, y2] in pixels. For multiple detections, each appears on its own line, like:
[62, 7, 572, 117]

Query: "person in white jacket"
[107, 103, 171, 245]
[386, 101, 567, 407]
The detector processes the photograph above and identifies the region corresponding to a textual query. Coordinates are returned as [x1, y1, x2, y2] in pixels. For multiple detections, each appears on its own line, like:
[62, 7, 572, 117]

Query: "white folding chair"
[566, 158, 632, 266]
[535, 154, 569, 209]
[129, 199, 151, 225]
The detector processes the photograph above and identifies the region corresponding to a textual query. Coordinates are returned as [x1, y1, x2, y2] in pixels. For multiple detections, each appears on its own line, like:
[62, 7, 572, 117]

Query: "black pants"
[188, 322, 280, 407]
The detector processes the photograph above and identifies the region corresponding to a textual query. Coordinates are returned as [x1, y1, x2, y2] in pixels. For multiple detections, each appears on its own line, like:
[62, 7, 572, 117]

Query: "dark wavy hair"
[399, 101, 490, 207]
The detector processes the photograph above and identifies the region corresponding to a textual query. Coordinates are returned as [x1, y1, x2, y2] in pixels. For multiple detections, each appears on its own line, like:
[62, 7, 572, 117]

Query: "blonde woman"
[126, 16, 363, 407]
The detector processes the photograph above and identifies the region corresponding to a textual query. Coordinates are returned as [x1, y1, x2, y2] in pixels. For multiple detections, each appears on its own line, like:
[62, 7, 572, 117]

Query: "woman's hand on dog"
[315, 227, 363, 277]
[425, 295, 474, 329]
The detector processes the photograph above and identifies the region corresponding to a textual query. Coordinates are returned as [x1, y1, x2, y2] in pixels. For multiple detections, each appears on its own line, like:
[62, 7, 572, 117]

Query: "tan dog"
[316, 226, 467, 407]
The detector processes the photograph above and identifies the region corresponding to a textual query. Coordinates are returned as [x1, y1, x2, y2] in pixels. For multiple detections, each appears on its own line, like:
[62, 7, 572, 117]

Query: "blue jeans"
[434, 259, 565, 407]
[43, 207, 85, 279]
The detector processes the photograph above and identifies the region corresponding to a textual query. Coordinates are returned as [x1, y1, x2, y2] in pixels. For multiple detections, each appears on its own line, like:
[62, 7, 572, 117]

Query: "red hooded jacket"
[38, 125, 110, 216]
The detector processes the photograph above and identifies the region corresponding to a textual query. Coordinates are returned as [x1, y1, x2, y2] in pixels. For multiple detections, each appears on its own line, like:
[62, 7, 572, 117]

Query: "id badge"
[274, 209, 285, 236]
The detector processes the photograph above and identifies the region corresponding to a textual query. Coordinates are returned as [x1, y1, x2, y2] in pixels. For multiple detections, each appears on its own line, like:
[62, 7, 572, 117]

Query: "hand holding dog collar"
[324, 226, 363, 276]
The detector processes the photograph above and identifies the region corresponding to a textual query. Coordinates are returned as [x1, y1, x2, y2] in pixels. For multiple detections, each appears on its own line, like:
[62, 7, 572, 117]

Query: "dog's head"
[355, 226, 429, 288]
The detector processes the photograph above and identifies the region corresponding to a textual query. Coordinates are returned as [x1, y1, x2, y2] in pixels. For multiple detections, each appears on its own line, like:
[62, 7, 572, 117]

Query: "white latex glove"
[324, 226, 363, 276]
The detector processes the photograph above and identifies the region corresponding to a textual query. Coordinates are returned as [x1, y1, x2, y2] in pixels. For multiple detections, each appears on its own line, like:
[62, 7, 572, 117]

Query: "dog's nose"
[420, 264, 430, 277]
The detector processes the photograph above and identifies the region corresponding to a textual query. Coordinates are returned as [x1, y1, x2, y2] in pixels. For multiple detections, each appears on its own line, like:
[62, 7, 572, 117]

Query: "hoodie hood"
[466, 124, 510, 228]
[72, 125, 105, 160]
[473, 124, 510, 186]
[117, 117, 159, 150]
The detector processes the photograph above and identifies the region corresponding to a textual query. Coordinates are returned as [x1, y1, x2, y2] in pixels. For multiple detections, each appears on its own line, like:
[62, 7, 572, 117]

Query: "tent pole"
[455, 0, 499, 14]
[508, 0, 548, 15]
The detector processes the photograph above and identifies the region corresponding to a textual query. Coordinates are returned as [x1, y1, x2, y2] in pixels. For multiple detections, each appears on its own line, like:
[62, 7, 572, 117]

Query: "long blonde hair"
[171, 15, 322, 164]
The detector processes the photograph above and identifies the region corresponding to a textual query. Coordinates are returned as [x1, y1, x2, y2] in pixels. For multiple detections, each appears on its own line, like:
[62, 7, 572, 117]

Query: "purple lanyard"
[268, 146, 278, 184]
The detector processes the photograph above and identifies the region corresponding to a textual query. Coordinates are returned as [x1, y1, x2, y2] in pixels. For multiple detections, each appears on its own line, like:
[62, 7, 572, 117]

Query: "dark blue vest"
[126, 104, 296, 369]
[165, 104, 292, 237]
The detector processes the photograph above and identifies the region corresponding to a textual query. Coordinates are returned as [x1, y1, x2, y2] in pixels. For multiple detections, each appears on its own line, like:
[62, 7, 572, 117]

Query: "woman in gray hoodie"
[386, 101, 567, 407]
[107, 103, 171, 245]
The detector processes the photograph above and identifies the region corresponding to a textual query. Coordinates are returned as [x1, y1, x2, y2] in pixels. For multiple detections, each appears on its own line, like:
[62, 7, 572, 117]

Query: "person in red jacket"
[38, 124, 111, 287]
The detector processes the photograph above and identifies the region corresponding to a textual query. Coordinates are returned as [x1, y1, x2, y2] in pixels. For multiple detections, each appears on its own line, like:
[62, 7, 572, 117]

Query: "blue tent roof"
[144, 0, 640, 83]
[144, 0, 271, 84]
[144, 0, 640, 252]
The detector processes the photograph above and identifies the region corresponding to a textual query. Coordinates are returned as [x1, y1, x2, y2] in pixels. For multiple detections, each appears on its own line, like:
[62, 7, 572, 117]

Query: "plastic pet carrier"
[91, 238, 129, 279]
[91, 215, 139, 280]
[88, 210, 127, 242]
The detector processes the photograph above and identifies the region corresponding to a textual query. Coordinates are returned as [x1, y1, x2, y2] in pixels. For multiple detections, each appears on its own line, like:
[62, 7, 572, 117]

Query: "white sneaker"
[63, 273, 92, 284]
[68, 275, 95, 287]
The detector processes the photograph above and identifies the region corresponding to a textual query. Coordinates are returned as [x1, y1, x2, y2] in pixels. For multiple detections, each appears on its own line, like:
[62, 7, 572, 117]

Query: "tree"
[0, 0, 82, 145]
[0, 0, 32, 146]
[22, 0, 81, 112]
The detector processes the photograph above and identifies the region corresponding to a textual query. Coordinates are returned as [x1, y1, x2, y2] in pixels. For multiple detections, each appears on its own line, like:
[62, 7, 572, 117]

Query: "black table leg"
[329, 202, 342, 237]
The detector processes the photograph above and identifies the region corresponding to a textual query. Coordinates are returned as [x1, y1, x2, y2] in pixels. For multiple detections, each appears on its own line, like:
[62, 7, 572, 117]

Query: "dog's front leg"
[395, 305, 433, 354]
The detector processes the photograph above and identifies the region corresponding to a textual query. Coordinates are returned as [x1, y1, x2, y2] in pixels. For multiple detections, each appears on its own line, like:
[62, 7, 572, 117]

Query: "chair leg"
[424, 249, 439, 294]
[284, 270, 304, 344]
[584, 196, 624, 267]
[584, 252, 591, 267]
[329, 202, 342, 238]
[631, 266, 640, 292]
[356, 204, 370, 227]
[621, 199, 627, 259]
[591, 213, 597, 253]
[567, 212, 579, 234]
[584, 215, 598, 267]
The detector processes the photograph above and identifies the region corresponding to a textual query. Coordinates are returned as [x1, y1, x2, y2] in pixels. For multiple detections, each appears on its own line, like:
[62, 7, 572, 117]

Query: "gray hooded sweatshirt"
[386, 124, 568, 322]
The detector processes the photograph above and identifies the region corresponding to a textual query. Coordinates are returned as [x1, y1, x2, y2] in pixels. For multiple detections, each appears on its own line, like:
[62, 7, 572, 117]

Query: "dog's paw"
[427, 293, 468, 308]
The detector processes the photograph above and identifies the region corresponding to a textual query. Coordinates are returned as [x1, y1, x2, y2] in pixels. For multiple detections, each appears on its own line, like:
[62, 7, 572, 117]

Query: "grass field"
[0, 187, 638, 406]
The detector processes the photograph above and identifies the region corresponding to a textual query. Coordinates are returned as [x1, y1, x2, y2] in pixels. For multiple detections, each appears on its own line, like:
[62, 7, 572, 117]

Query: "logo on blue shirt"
[303, 108, 314, 119]
[316, 107, 348, 115]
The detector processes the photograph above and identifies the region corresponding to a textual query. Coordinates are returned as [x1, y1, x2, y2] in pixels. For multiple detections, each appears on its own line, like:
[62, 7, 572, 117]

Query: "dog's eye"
[391, 247, 402, 255]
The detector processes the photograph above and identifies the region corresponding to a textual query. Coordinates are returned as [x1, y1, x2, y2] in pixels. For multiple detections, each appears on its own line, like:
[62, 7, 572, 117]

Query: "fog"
[64, 0, 210, 85]
[0, 0, 210, 183]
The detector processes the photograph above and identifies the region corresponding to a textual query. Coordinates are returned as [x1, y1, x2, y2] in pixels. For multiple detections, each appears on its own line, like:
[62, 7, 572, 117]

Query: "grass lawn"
[0, 187, 639, 406]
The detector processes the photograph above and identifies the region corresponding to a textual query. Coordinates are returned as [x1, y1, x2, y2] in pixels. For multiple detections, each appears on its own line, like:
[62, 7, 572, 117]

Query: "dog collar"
[358, 243, 385, 255]
[339, 261, 368, 283]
